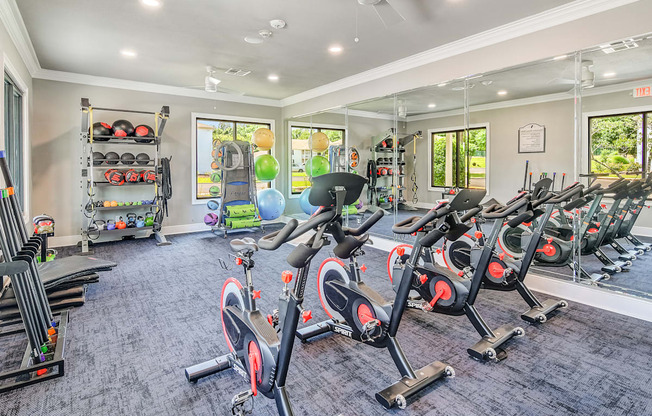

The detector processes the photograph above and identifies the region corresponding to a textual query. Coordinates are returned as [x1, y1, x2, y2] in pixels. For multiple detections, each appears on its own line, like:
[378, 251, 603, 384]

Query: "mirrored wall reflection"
[575, 34, 652, 300]
[286, 108, 351, 223]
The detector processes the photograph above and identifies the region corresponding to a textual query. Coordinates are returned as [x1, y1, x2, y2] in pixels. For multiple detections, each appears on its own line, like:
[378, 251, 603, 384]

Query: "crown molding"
[280, 0, 640, 107]
[0, 0, 40, 74]
[34, 69, 283, 107]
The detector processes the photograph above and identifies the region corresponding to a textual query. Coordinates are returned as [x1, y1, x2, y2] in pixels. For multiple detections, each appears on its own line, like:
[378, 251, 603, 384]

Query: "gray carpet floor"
[1, 229, 651, 416]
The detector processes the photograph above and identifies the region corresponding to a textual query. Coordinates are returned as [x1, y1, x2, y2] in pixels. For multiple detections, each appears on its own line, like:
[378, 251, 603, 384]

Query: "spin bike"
[296, 174, 454, 410]
[185, 174, 348, 416]
[388, 190, 529, 362]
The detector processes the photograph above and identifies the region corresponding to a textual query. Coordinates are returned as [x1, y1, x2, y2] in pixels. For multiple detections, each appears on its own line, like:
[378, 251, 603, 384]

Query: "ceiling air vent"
[600, 39, 639, 54]
[225, 68, 252, 77]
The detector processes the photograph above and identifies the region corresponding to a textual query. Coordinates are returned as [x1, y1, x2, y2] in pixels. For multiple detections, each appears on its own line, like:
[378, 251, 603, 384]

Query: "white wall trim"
[526, 272, 652, 322]
[280, 0, 641, 107]
[190, 112, 276, 205]
[426, 123, 490, 194]
[0, 0, 40, 75]
[286, 120, 347, 199]
[35, 69, 282, 107]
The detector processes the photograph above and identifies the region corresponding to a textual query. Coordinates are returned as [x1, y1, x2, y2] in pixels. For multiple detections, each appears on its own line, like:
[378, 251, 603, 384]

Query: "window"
[194, 116, 272, 201]
[4, 74, 23, 209]
[589, 112, 651, 181]
[430, 127, 486, 189]
[290, 125, 344, 194]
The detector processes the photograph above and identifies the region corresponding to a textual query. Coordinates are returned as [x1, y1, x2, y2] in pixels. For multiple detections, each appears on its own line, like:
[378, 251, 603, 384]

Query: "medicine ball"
[90, 122, 113, 140]
[125, 169, 139, 183]
[141, 170, 156, 183]
[135, 153, 150, 165]
[121, 152, 135, 165]
[134, 124, 155, 143]
[92, 152, 105, 166]
[112, 119, 135, 137]
[105, 152, 120, 165]
[106, 169, 125, 186]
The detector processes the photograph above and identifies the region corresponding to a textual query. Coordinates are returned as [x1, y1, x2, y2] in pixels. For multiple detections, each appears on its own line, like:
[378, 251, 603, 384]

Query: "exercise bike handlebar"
[258, 219, 300, 250]
[584, 182, 602, 195]
[531, 192, 554, 208]
[549, 184, 584, 204]
[392, 207, 443, 234]
[459, 206, 483, 222]
[342, 210, 384, 236]
[482, 198, 529, 219]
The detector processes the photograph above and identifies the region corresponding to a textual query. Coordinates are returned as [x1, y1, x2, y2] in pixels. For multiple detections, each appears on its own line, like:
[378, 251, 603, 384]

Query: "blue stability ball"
[257, 188, 286, 221]
[299, 188, 318, 215]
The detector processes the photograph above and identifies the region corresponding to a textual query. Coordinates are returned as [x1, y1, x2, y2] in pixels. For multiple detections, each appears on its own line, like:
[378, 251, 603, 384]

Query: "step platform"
[521, 298, 568, 323]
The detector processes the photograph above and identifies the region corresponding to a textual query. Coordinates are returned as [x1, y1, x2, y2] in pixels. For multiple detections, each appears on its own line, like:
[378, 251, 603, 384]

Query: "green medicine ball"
[209, 185, 221, 197]
[210, 172, 221, 183]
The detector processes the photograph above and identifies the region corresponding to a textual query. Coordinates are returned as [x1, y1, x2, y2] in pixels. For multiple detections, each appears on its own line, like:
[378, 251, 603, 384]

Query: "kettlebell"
[144, 212, 154, 227]
[118, 201, 124, 206]
[106, 220, 116, 231]
[95, 200, 104, 208]
[126, 213, 137, 228]
[136, 216, 145, 228]
[125, 201, 132, 206]
[104, 200, 111, 208]
[110, 200, 118, 207]
[116, 217, 127, 230]
[95, 220, 106, 230]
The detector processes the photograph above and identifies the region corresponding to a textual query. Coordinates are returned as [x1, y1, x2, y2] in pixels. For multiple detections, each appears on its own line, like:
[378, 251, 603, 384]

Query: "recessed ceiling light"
[437, 82, 447, 87]
[141, 0, 161, 7]
[268, 74, 279, 81]
[329, 45, 343, 54]
[497, 90, 508, 96]
[603, 72, 616, 78]
[428, 103, 436, 108]
[120, 49, 137, 58]
[553, 55, 568, 61]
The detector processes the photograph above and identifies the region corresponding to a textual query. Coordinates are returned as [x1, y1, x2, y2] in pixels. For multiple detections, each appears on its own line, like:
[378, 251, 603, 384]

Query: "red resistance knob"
[397, 247, 406, 256]
[419, 274, 428, 284]
[474, 231, 483, 239]
[471, 218, 476, 223]
[235, 257, 243, 266]
[252, 290, 261, 300]
[458, 271, 464, 277]
[281, 271, 293, 284]
[302, 310, 312, 323]
[498, 252, 505, 261]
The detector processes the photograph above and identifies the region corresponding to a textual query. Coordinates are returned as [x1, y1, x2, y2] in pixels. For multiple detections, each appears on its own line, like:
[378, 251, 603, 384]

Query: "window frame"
[587, 109, 650, 179]
[190, 112, 276, 205]
[287, 121, 347, 198]
[2, 54, 29, 220]
[427, 123, 490, 194]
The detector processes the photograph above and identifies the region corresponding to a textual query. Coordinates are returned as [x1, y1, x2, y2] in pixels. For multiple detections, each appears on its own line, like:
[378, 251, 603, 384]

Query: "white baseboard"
[631, 226, 652, 238]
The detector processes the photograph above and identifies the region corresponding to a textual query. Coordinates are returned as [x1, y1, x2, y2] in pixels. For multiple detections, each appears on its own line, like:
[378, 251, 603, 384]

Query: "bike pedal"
[231, 390, 254, 415]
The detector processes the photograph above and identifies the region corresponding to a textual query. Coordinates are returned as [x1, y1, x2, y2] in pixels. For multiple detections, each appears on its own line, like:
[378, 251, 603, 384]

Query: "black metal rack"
[79, 98, 171, 253]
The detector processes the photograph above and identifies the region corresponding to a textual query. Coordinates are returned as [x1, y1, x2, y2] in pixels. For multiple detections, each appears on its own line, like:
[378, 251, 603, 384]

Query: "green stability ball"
[306, 155, 330, 177]
[255, 154, 280, 181]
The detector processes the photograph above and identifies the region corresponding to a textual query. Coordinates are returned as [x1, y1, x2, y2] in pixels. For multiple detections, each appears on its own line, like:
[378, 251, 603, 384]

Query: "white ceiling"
[16, 0, 571, 100]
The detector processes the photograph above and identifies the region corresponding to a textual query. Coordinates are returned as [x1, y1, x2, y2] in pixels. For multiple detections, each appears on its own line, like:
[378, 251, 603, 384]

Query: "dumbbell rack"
[370, 133, 406, 210]
[79, 98, 171, 253]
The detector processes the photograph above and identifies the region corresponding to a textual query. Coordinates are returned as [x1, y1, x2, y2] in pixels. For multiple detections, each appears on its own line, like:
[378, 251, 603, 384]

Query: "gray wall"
[31, 79, 282, 237]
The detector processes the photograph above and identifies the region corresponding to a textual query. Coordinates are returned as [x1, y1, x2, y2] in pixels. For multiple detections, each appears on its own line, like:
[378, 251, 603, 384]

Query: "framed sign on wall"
[518, 123, 545, 153]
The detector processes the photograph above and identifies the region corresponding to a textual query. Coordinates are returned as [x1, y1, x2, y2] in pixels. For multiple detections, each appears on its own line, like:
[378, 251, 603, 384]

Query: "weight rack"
[79, 98, 171, 253]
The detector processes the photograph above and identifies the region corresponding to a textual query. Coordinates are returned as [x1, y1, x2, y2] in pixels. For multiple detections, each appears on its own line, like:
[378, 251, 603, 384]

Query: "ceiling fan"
[548, 60, 595, 89]
[358, 0, 405, 28]
[185, 66, 245, 95]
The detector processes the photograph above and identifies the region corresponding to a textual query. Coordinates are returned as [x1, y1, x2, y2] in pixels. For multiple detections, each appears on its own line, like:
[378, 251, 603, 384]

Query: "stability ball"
[204, 213, 219, 226]
[253, 128, 275, 151]
[254, 154, 280, 181]
[305, 155, 330, 177]
[257, 188, 285, 221]
[309, 132, 329, 153]
[299, 188, 318, 215]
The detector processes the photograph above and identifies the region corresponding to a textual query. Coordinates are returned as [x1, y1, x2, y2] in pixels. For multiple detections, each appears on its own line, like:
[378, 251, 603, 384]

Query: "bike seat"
[230, 237, 259, 254]
[333, 234, 369, 259]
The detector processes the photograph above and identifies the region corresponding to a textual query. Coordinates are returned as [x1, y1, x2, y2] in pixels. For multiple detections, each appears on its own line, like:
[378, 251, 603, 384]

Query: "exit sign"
[634, 86, 652, 98]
